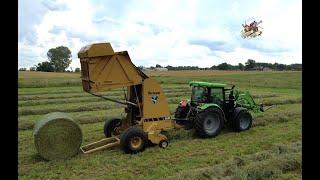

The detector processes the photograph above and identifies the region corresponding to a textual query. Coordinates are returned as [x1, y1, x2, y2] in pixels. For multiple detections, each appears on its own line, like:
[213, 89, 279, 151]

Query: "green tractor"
[174, 81, 264, 138]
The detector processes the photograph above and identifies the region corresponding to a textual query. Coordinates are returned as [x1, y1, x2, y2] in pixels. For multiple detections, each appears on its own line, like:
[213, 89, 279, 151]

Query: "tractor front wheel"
[232, 110, 252, 132]
[120, 127, 148, 154]
[194, 108, 224, 138]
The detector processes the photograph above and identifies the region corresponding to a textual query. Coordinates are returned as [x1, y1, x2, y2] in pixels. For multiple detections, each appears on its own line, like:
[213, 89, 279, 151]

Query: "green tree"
[245, 59, 256, 70]
[30, 67, 36, 71]
[75, 68, 81, 72]
[47, 46, 72, 72]
[18, 68, 27, 71]
[217, 62, 232, 70]
[155, 64, 162, 68]
[36, 61, 54, 72]
[137, 66, 145, 71]
[238, 63, 244, 70]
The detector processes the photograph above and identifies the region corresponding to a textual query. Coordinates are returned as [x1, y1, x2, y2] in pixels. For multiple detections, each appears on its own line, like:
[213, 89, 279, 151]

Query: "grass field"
[18, 70, 302, 179]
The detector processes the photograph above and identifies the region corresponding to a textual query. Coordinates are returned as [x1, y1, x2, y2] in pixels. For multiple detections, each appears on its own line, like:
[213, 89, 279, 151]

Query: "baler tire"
[194, 108, 224, 138]
[159, 140, 169, 148]
[103, 118, 121, 137]
[232, 110, 252, 132]
[120, 127, 148, 154]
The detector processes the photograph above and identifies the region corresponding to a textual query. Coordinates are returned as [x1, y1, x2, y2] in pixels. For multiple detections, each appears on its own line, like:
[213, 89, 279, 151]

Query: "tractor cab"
[175, 81, 233, 121]
[190, 81, 226, 108]
[189, 81, 238, 113]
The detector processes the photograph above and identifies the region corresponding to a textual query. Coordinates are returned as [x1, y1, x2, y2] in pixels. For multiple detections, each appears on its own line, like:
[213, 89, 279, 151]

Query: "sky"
[18, 0, 302, 70]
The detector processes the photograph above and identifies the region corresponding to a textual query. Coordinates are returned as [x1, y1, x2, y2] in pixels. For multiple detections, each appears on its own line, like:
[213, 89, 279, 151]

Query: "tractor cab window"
[191, 86, 209, 103]
[210, 88, 224, 106]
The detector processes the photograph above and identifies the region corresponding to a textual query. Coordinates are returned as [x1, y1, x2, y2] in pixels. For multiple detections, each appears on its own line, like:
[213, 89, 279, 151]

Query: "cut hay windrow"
[18, 88, 190, 101]
[18, 90, 192, 107]
[19, 105, 179, 131]
[33, 112, 83, 160]
[19, 101, 123, 116]
[167, 141, 301, 180]
[18, 85, 187, 95]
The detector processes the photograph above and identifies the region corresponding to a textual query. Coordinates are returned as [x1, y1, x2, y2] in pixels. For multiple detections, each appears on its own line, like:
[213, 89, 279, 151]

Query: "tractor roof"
[189, 81, 226, 88]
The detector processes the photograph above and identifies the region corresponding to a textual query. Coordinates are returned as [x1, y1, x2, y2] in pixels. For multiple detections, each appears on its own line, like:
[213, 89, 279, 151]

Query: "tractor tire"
[194, 107, 224, 138]
[174, 106, 189, 119]
[232, 109, 252, 132]
[120, 127, 148, 154]
[103, 118, 121, 137]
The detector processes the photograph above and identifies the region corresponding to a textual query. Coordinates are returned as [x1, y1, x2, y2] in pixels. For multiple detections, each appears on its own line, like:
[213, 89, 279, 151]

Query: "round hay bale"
[33, 112, 83, 160]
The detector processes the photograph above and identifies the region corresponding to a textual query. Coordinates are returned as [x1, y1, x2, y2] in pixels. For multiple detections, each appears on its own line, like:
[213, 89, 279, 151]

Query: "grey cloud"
[189, 39, 236, 53]
[18, 51, 43, 68]
[19, 31, 38, 45]
[240, 41, 290, 54]
[42, 0, 67, 11]
[48, 26, 65, 34]
[136, 22, 171, 35]
[47, 25, 100, 42]
[18, 0, 48, 44]
[66, 31, 102, 42]
[92, 17, 120, 25]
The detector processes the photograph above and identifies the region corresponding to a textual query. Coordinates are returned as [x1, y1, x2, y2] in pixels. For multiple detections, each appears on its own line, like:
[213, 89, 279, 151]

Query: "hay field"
[18, 70, 301, 179]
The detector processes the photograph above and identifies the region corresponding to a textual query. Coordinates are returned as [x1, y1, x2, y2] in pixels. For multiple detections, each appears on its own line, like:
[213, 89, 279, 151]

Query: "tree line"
[141, 59, 301, 71]
[19, 45, 302, 72]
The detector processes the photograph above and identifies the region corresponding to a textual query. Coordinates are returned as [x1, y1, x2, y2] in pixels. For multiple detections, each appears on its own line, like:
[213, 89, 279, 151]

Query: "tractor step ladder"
[80, 136, 120, 154]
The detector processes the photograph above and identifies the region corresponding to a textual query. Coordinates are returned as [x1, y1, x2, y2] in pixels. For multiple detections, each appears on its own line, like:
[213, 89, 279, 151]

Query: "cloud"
[48, 26, 65, 34]
[189, 40, 235, 53]
[42, 0, 67, 11]
[18, 0, 301, 69]
[240, 41, 290, 54]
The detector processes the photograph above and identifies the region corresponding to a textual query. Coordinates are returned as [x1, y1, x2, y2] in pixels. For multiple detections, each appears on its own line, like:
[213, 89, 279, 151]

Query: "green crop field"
[18, 70, 302, 179]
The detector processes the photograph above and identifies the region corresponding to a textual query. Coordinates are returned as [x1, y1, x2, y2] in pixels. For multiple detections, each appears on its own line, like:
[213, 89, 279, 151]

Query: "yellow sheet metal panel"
[81, 54, 144, 92]
[78, 43, 114, 58]
[143, 119, 174, 132]
[142, 79, 170, 118]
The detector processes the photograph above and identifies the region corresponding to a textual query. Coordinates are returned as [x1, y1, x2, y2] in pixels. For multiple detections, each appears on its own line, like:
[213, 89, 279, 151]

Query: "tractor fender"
[231, 107, 248, 121]
[199, 104, 226, 122]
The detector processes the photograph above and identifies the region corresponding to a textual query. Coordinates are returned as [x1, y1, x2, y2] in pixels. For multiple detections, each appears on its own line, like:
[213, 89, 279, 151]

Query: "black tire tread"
[104, 118, 121, 137]
[120, 126, 147, 154]
[194, 107, 224, 138]
[232, 109, 252, 132]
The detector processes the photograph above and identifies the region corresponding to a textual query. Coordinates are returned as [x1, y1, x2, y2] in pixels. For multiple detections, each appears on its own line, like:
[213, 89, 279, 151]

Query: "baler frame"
[78, 43, 181, 154]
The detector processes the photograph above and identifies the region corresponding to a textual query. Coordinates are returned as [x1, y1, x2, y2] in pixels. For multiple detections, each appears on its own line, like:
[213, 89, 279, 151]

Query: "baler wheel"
[120, 127, 148, 154]
[159, 140, 169, 148]
[104, 118, 121, 137]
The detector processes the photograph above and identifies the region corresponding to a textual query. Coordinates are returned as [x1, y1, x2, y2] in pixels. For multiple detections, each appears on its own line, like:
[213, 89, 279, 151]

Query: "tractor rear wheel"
[120, 127, 148, 154]
[232, 110, 252, 132]
[104, 118, 121, 137]
[194, 107, 224, 138]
